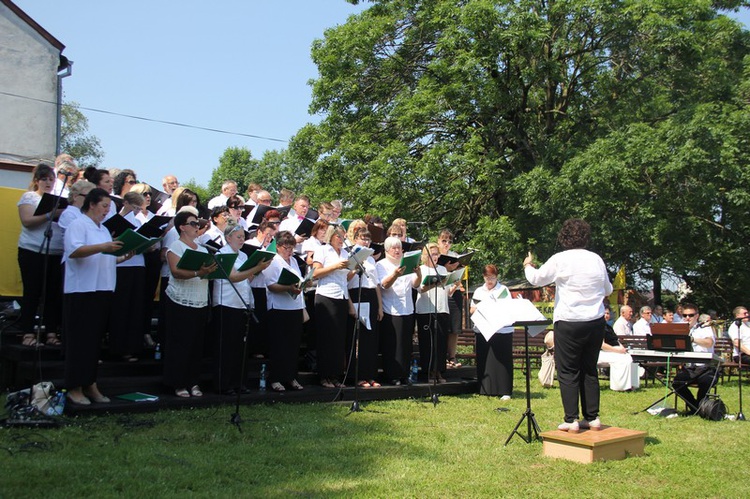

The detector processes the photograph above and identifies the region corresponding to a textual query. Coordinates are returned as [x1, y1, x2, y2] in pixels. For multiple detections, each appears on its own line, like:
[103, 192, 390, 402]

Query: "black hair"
[81, 188, 111, 213]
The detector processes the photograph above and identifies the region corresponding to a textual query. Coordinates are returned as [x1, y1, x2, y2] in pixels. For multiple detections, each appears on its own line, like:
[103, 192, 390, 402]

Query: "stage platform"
[1, 337, 479, 416]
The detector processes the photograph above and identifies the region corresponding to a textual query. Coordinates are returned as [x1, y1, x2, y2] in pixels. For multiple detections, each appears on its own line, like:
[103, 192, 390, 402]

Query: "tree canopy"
[60, 101, 104, 168]
[280, 0, 750, 311]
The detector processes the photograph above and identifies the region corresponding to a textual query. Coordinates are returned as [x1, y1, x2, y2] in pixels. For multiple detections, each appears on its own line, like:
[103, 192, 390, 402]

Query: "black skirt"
[475, 332, 513, 396]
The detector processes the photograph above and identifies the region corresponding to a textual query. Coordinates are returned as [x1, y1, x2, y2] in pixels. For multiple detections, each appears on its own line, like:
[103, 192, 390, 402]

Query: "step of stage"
[541, 426, 647, 463]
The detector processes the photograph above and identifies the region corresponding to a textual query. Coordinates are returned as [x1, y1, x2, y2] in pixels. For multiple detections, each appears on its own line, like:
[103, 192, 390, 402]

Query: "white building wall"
[0, 2, 60, 164]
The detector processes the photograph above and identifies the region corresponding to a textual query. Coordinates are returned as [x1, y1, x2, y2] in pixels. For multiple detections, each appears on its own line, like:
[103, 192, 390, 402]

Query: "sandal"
[175, 388, 190, 398]
[290, 379, 304, 391]
[333, 380, 346, 388]
[357, 380, 371, 388]
[321, 378, 335, 388]
[271, 382, 286, 392]
[369, 380, 381, 388]
[447, 358, 462, 368]
[46, 334, 61, 346]
[190, 385, 203, 397]
[22, 334, 41, 347]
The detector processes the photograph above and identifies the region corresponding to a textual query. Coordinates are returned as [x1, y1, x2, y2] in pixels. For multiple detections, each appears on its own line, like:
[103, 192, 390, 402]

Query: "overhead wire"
[0, 90, 288, 143]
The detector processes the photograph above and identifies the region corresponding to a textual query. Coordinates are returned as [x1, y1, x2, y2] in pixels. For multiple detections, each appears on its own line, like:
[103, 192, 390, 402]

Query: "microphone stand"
[735, 319, 745, 421]
[341, 238, 368, 414]
[204, 245, 258, 433]
[422, 236, 444, 407]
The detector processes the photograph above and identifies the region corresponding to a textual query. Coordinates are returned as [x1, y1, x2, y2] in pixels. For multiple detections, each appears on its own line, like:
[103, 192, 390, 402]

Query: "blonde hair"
[322, 225, 345, 244]
[421, 242, 439, 264]
[346, 219, 366, 241]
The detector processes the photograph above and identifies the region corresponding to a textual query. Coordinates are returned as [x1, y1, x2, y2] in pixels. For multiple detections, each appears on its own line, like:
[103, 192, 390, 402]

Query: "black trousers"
[267, 308, 303, 383]
[108, 266, 145, 356]
[380, 313, 414, 381]
[212, 305, 250, 392]
[250, 287, 269, 357]
[17, 247, 63, 335]
[163, 297, 208, 390]
[347, 287, 380, 381]
[554, 317, 605, 423]
[142, 251, 162, 338]
[416, 312, 449, 377]
[476, 332, 513, 396]
[315, 295, 348, 380]
[64, 291, 112, 388]
[673, 366, 718, 413]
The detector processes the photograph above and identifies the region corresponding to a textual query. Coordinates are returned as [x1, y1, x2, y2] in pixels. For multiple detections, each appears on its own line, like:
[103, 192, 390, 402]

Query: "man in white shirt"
[632, 306, 652, 336]
[727, 306, 750, 364]
[672, 303, 717, 414]
[279, 195, 311, 248]
[207, 180, 238, 209]
[613, 305, 633, 336]
[162, 175, 180, 195]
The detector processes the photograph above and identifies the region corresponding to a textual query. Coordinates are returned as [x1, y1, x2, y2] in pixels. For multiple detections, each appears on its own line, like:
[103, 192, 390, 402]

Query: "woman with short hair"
[265, 231, 307, 391]
[524, 218, 613, 432]
[64, 188, 133, 404]
[164, 210, 218, 398]
[376, 236, 422, 385]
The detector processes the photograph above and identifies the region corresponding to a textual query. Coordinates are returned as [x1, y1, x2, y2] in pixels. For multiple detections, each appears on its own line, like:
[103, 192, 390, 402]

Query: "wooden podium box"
[541, 426, 647, 463]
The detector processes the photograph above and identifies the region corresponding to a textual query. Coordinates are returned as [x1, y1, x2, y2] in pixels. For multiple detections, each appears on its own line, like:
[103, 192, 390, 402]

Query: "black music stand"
[504, 319, 552, 445]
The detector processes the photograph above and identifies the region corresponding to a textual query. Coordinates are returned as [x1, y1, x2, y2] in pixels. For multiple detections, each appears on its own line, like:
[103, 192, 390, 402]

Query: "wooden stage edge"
[541, 426, 647, 463]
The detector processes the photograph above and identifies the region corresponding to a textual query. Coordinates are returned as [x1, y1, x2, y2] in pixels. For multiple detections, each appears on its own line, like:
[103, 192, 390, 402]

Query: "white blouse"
[17, 191, 64, 254]
[212, 245, 254, 310]
[166, 239, 210, 308]
[377, 258, 416, 316]
[265, 254, 305, 311]
[63, 215, 116, 293]
[415, 264, 449, 315]
[313, 244, 350, 300]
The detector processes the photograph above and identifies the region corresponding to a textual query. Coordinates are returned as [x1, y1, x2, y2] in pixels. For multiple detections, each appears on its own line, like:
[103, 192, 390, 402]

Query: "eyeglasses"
[279, 244, 294, 251]
[683, 313, 697, 318]
[186, 221, 201, 228]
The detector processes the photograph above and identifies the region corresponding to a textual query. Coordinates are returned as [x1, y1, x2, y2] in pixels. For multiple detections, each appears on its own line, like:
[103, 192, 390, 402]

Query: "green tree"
[208, 147, 258, 199]
[60, 101, 104, 168]
[300, 0, 750, 302]
[181, 178, 210, 205]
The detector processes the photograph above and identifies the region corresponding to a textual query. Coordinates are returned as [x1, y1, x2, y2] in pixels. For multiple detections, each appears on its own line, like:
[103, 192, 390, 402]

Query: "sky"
[12, 0, 367, 189]
[10, 1, 750, 191]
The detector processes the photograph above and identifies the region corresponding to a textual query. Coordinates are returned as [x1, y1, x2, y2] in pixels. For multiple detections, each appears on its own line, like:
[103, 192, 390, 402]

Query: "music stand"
[504, 319, 552, 445]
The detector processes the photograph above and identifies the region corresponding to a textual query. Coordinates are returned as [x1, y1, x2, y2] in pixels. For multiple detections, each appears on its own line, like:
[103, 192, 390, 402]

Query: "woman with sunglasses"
[164, 210, 218, 398]
[212, 222, 272, 395]
[16, 164, 66, 347]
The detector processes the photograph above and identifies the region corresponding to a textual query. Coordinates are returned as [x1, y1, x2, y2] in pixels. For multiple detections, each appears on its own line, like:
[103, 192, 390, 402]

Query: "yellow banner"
[1, 186, 25, 297]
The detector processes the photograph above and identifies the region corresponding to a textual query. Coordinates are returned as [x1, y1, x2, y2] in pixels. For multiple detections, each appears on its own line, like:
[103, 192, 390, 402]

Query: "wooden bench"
[713, 337, 750, 383]
[454, 328, 550, 373]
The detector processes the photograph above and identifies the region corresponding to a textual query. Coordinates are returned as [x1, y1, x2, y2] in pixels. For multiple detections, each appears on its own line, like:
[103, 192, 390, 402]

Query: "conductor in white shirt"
[524, 219, 613, 433]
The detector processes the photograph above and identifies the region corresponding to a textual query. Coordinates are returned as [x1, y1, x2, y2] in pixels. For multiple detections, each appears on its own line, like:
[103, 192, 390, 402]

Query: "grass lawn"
[2, 373, 749, 498]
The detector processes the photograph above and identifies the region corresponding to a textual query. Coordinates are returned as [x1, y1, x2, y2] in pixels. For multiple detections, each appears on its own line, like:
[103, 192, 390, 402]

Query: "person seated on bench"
[598, 308, 641, 391]
[728, 306, 750, 365]
[672, 303, 717, 415]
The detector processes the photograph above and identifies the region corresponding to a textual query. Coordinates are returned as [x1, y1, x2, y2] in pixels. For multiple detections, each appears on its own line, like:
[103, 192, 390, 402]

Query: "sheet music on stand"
[471, 298, 548, 340]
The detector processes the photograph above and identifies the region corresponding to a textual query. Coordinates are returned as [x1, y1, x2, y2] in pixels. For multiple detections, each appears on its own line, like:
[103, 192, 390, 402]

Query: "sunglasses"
[127, 180, 137, 185]
[683, 313, 696, 318]
[186, 221, 201, 228]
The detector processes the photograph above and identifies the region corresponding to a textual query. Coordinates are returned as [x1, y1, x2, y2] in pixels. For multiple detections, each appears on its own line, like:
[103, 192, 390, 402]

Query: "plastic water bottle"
[259, 363, 267, 391]
[409, 359, 419, 384]
[154, 343, 161, 360]
[47, 389, 66, 416]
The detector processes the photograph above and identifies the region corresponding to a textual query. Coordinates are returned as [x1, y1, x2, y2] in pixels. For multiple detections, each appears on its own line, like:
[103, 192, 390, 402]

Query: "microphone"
[197, 242, 219, 254]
